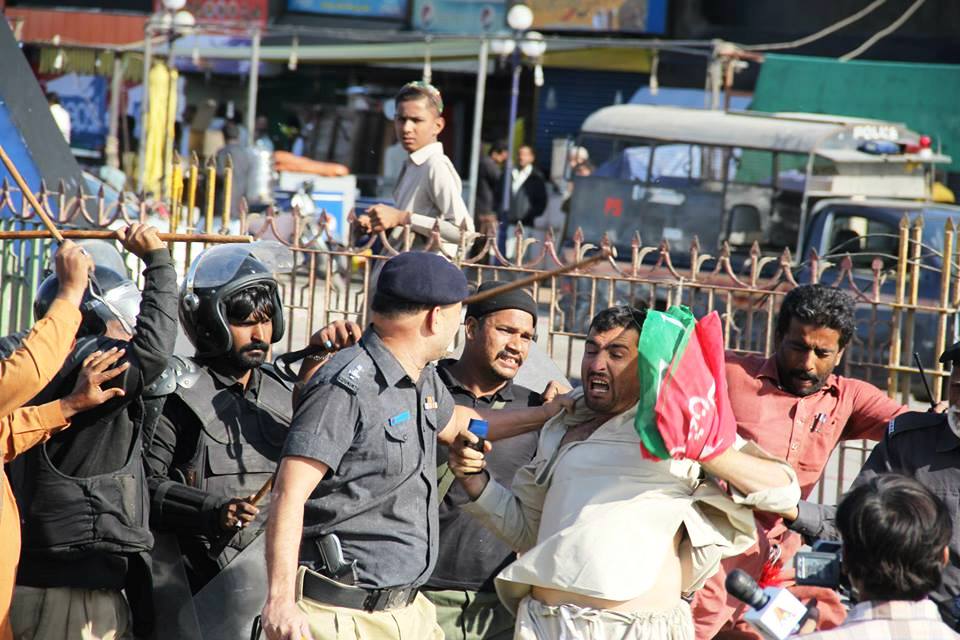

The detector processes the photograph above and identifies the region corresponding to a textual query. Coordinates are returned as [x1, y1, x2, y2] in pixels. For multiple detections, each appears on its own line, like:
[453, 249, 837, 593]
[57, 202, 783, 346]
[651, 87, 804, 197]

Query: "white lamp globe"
[173, 10, 195, 29]
[489, 37, 516, 56]
[162, 0, 187, 10]
[506, 4, 534, 31]
[520, 31, 546, 58]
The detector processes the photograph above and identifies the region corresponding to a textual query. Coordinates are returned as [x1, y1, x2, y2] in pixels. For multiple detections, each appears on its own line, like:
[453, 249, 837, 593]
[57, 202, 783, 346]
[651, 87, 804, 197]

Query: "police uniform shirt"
[428, 358, 541, 592]
[790, 411, 960, 628]
[283, 327, 455, 590]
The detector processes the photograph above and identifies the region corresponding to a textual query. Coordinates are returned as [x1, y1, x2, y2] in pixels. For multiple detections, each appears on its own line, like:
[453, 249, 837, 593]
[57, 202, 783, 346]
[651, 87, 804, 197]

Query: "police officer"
[8, 224, 178, 640]
[786, 340, 960, 629]
[145, 243, 292, 593]
[261, 252, 566, 640]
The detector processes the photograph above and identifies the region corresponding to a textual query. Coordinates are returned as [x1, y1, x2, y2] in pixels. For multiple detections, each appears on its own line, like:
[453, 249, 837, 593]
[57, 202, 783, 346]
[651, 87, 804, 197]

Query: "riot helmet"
[180, 241, 291, 358]
[33, 240, 141, 337]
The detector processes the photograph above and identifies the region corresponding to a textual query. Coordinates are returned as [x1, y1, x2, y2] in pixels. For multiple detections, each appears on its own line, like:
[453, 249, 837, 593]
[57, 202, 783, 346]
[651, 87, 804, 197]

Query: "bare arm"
[701, 446, 792, 495]
[261, 456, 328, 640]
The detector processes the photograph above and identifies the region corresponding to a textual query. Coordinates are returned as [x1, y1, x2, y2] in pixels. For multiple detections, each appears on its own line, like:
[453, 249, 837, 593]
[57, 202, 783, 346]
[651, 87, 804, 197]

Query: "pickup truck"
[556, 197, 960, 399]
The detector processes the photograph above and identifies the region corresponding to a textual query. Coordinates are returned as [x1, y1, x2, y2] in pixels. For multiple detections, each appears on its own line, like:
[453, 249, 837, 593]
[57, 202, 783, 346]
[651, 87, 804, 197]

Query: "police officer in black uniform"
[145, 243, 293, 593]
[8, 224, 178, 640]
[260, 252, 566, 640]
[787, 340, 960, 629]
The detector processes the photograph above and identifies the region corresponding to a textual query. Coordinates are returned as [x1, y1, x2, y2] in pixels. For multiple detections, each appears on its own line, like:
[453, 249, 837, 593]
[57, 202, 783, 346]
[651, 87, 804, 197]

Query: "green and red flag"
[635, 306, 736, 461]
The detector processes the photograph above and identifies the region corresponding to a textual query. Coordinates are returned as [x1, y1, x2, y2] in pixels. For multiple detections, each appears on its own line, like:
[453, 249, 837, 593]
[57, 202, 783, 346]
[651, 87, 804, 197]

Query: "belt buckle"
[363, 588, 411, 612]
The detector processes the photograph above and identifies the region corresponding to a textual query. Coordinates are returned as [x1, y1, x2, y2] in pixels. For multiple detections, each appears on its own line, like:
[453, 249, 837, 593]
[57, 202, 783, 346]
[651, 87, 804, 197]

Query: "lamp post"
[136, 0, 194, 194]
[493, 3, 546, 230]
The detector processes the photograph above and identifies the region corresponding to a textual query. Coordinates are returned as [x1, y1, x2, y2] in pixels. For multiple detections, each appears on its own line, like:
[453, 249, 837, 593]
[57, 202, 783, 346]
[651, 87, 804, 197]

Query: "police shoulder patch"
[887, 411, 944, 438]
[332, 353, 367, 395]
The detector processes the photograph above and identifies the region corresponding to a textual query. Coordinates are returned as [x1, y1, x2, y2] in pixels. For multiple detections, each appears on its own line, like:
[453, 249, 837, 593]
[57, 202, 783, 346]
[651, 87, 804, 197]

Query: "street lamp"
[493, 3, 547, 235]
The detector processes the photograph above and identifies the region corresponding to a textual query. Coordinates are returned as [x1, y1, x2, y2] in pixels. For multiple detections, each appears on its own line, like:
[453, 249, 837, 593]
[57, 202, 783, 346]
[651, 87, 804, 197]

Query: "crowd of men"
[0, 78, 959, 640]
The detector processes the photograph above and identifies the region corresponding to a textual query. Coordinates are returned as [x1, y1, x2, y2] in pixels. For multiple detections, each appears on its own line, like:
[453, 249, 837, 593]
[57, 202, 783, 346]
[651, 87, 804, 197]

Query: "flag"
[635, 305, 695, 460]
[636, 307, 737, 461]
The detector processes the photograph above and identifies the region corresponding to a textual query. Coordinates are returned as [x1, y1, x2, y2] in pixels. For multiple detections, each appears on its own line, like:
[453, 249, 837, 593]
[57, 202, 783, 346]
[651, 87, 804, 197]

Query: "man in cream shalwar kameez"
[450, 306, 800, 640]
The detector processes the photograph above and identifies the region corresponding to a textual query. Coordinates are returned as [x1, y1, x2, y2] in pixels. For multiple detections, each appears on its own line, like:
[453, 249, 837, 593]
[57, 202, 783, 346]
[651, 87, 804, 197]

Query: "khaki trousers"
[514, 596, 694, 640]
[423, 589, 515, 640]
[10, 586, 132, 640]
[295, 567, 443, 640]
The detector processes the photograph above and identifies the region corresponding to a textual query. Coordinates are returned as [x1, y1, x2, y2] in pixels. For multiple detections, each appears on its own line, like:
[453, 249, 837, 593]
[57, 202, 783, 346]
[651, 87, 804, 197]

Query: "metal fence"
[1, 170, 958, 504]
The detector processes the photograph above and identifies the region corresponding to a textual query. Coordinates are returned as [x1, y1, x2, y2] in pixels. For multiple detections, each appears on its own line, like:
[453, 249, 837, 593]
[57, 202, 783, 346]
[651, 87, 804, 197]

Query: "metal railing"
[1, 166, 957, 504]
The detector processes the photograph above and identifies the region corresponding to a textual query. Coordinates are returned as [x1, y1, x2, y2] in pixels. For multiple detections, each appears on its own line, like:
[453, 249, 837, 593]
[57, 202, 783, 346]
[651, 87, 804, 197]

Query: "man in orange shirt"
[0, 240, 131, 640]
[692, 284, 912, 638]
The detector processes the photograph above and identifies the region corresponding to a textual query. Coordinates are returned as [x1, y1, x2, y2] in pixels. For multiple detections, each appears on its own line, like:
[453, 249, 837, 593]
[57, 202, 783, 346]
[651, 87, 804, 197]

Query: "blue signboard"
[412, 0, 506, 34]
[287, 0, 408, 19]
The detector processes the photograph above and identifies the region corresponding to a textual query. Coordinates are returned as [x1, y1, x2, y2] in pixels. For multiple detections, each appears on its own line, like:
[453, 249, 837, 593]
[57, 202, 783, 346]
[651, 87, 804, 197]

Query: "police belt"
[300, 566, 419, 612]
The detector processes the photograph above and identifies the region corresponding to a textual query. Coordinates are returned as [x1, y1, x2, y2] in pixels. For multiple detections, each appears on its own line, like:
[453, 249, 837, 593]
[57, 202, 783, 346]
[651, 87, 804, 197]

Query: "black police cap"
[377, 251, 468, 305]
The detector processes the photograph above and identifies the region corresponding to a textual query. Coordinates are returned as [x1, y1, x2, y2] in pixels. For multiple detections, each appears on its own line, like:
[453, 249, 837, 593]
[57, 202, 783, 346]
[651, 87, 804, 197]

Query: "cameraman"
[799, 474, 957, 638]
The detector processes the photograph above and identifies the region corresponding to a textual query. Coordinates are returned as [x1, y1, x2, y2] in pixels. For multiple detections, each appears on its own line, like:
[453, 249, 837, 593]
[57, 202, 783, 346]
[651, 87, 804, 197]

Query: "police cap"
[377, 251, 468, 305]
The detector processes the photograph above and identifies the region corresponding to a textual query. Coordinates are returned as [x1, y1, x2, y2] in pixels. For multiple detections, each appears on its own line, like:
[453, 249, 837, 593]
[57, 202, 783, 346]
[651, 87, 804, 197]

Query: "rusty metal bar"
[0, 230, 251, 243]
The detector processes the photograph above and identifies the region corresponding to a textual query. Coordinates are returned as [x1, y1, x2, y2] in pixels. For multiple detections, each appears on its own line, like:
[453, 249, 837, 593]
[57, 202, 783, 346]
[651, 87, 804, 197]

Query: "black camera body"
[795, 540, 846, 590]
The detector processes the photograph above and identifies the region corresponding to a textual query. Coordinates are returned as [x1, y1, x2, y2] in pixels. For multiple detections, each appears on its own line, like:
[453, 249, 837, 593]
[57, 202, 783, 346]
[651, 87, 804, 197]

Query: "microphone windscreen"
[726, 569, 768, 610]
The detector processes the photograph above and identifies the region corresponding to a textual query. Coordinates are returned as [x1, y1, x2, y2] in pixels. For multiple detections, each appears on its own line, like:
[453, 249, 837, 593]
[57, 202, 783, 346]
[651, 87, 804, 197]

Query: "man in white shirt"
[449, 305, 801, 640]
[47, 93, 71, 144]
[358, 82, 474, 256]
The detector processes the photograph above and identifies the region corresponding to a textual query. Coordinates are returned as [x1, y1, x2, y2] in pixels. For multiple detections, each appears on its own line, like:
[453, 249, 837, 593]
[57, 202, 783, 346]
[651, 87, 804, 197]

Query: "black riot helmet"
[180, 242, 290, 358]
[33, 240, 141, 337]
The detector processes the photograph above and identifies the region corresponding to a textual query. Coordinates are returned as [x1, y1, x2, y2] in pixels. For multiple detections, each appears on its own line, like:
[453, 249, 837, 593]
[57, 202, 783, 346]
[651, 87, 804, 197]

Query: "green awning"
[751, 54, 960, 172]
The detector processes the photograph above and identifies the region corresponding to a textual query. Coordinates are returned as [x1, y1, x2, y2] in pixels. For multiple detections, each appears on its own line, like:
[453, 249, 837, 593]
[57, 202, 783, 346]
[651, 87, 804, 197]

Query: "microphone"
[726, 569, 811, 639]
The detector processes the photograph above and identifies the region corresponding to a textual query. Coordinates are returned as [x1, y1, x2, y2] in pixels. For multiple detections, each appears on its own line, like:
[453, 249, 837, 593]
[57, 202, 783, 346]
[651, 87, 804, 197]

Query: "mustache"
[240, 340, 270, 354]
[789, 370, 820, 382]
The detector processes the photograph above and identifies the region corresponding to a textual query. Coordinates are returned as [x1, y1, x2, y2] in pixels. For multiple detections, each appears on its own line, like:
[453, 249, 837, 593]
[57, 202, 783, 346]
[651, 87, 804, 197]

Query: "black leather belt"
[300, 567, 419, 612]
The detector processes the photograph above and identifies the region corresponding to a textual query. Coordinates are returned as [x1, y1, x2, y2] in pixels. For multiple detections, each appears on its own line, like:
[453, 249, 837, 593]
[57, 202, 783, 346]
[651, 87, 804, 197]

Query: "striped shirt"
[802, 600, 960, 639]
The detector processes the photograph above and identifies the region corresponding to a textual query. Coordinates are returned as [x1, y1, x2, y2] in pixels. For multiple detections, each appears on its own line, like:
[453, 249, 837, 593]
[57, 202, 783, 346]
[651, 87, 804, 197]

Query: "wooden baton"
[462, 249, 612, 305]
[0, 143, 65, 243]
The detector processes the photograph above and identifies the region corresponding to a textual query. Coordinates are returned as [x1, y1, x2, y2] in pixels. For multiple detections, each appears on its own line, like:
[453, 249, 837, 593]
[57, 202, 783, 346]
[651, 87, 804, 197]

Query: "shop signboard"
[528, 0, 668, 34]
[287, 0, 409, 19]
[411, 0, 505, 34]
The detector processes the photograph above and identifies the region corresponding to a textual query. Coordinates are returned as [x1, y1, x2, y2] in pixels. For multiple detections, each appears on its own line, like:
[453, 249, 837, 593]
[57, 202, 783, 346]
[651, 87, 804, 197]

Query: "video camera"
[795, 540, 848, 592]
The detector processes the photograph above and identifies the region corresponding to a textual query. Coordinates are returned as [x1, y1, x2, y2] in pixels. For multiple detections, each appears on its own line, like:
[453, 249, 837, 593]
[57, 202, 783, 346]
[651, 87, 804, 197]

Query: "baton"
[913, 352, 938, 411]
[273, 248, 614, 378]
[0, 229, 252, 243]
[463, 248, 612, 305]
[0, 143, 65, 243]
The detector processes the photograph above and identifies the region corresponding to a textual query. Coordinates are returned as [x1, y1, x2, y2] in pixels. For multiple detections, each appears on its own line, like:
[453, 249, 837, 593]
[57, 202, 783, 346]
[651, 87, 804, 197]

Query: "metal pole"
[245, 27, 261, 146]
[466, 39, 489, 218]
[500, 44, 522, 217]
[105, 50, 123, 169]
[137, 23, 154, 193]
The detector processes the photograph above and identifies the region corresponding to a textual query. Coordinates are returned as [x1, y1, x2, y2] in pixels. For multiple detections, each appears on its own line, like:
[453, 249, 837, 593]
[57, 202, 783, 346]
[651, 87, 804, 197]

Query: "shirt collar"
[197, 358, 261, 392]
[846, 599, 943, 624]
[408, 141, 443, 166]
[755, 354, 840, 395]
[362, 327, 412, 387]
[436, 358, 516, 403]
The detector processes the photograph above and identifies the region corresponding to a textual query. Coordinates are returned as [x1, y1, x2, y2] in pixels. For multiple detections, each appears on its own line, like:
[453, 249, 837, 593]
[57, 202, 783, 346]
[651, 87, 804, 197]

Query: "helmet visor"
[186, 241, 295, 290]
[91, 279, 142, 333]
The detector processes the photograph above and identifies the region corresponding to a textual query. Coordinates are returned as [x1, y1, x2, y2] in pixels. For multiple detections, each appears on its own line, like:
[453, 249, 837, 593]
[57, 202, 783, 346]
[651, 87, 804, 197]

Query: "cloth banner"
[635, 306, 736, 461]
[46, 73, 107, 150]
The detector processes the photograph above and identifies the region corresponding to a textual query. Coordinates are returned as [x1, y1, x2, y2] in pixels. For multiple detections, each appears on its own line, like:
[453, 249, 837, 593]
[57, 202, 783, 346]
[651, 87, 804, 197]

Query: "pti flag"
[635, 306, 736, 461]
